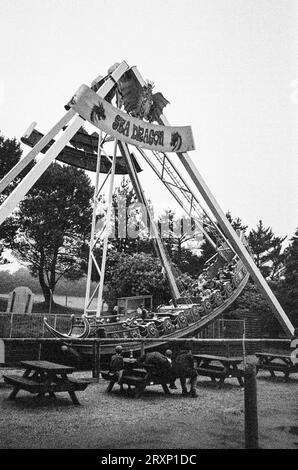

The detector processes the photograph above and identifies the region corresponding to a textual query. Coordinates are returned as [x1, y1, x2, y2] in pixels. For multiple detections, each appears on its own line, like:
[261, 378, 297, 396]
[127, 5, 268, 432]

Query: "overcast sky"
[1, 0, 297, 244]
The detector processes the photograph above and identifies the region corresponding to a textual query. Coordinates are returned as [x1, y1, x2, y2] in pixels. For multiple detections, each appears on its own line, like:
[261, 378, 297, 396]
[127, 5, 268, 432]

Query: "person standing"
[165, 349, 178, 389]
[109, 345, 125, 391]
[172, 348, 198, 397]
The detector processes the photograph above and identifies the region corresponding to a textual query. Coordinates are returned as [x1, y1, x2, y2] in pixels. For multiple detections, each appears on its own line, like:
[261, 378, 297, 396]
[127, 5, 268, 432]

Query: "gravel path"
[0, 368, 297, 449]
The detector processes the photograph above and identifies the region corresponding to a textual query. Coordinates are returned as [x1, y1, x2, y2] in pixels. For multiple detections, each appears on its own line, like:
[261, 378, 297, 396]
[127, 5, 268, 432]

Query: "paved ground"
[0, 366, 297, 449]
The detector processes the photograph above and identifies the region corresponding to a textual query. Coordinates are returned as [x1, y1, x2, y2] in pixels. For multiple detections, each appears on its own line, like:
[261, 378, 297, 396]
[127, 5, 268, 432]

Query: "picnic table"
[255, 352, 298, 379]
[101, 357, 172, 398]
[3, 360, 90, 405]
[194, 354, 244, 387]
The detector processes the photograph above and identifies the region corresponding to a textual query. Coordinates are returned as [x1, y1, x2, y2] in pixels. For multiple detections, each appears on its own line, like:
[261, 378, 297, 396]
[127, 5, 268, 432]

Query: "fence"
[197, 319, 244, 338]
[0, 313, 73, 338]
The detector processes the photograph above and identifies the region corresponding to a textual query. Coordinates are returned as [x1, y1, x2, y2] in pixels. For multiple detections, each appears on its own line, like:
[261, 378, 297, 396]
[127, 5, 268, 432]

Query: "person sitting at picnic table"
[171, 348, 198, 398]
[138, 350, 172, 378]
[109, 345, 125, 391]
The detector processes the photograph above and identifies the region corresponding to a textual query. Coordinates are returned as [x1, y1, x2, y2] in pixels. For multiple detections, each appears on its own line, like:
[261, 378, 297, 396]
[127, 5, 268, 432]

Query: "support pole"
[92, 340, 100, 381]
[96, 140, 117, 317]
[244, 363, 258, 449]
[0, 120, 84, 226]
[38, 341, 42, 361]
[84, 131, 103, 316]
[0, 113, 74, 195]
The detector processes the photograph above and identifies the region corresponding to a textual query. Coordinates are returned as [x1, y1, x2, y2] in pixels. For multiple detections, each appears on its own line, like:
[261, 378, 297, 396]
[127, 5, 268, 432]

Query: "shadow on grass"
[2, 393, 81, 410]
[105, 386, 194, 401]
[256, 374, 298, 384]
[196, 378, 243, 391]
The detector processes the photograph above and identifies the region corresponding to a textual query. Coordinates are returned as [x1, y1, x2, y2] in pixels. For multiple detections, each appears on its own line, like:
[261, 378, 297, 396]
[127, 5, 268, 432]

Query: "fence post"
[9, 313, 13, 338]
[92, 340, 100, 381]
[38, 340, 42, 360]
[49, 290, 53, 315]
[244, 363, 258, 449]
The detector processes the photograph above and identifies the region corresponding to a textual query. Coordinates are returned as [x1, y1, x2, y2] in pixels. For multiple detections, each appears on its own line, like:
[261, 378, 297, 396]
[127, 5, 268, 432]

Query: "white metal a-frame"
[0, 61, 294, 338]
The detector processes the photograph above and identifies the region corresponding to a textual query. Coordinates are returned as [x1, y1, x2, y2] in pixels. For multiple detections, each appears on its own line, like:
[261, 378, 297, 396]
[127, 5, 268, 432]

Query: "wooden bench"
[3, 375, 42, 394]
[196, 365, 227, 382]
[255, 352, 298, 380]
[194, 354, 244, 387]
[3, 360, 91, 405]
[101, 366, 172, 398]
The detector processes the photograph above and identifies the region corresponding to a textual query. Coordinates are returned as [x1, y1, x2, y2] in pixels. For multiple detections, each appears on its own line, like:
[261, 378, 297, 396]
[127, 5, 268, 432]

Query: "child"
[109, 345, 124, 389]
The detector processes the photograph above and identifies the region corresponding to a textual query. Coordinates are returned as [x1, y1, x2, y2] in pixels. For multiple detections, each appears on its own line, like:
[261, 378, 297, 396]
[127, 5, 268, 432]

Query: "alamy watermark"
[94, 196, 205, 243]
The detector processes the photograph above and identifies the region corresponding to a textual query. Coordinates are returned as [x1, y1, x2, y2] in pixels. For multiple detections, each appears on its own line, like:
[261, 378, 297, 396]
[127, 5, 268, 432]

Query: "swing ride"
[0, 61, 294, 364]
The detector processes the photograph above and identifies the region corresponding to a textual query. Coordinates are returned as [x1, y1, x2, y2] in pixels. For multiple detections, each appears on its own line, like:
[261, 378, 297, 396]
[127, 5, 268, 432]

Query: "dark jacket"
[172, 350, 197, 378]
[139, 351, 171, 374]
[110, 353, 124, 372]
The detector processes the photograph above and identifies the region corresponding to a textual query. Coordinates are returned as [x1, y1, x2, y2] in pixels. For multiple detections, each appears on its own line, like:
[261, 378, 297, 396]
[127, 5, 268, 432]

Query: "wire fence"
[0, 313, 73, 338]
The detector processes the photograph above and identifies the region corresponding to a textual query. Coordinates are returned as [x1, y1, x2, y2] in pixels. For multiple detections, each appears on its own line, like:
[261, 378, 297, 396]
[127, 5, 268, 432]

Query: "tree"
[226, 211, 248, 234]
[3, 163, 93, 304]
[158, 209, 203, 276]
[0, 132, 24, 259]
[105, 251, 171, 306]
[0, 132, 22, 183]
[199, 211, 247, 267]
[158, 209, 191, 255]
[248, 220, 286, 279]
[277, 228, 298, 326]
[226, 282, 282, 336]
[102, 176, 154, 255]
[111, 177, 138, 253]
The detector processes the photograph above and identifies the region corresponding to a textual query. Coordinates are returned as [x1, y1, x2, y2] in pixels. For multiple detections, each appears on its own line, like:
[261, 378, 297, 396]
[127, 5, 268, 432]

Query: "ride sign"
[67, 84, 195, 153]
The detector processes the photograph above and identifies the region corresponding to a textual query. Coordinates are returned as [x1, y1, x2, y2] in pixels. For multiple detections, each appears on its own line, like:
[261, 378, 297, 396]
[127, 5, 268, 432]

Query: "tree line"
[0, 132, 297, 332]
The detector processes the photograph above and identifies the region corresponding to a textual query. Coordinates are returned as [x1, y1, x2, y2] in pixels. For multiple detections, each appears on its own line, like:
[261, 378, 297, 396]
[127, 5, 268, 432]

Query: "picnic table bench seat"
[196, 366, 227, 379]
[101, 366, 172, 398]
[194, 354, 244, 387]
[3, 375, 42, 393]
[3, 374, 90, 395]
[255, 352, 298, 379]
